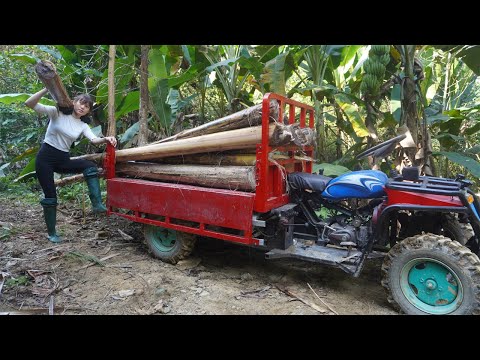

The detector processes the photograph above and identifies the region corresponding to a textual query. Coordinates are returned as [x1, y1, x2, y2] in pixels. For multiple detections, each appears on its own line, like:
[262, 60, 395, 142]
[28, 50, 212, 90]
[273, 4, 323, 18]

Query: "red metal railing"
[254, 93, 314, 212]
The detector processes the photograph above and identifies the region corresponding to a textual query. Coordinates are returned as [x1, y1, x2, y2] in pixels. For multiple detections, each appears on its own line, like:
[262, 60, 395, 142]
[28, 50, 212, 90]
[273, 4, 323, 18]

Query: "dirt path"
[0, 197, 398, 315]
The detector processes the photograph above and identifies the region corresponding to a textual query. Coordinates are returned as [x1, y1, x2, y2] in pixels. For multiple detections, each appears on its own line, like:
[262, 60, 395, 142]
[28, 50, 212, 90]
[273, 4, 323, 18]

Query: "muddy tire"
[458, 222, 475, 242]
[144, 225, 197, 264]
[381, 233, 480, 315]
[441, 218, 467, 245]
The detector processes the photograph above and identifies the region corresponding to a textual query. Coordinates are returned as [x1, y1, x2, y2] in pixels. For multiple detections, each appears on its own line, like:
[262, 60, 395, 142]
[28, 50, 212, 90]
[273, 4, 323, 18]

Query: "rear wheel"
[144, 225, 196, 264]
[381, 233, 480, 314]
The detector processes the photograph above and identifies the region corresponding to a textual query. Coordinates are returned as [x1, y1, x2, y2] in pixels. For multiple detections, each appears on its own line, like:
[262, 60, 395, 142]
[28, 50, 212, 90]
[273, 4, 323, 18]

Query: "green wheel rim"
[400, 257, 463, 314]
[146, 226, 177, 253]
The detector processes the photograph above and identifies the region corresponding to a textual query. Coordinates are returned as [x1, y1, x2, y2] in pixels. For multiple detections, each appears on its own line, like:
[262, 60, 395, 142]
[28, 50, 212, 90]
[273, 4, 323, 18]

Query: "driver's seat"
[288, 172, 332, 192]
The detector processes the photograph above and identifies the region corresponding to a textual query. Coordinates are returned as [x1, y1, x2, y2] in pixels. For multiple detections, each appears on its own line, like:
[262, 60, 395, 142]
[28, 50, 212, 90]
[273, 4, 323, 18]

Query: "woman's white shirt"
[34, 104, 97, 152]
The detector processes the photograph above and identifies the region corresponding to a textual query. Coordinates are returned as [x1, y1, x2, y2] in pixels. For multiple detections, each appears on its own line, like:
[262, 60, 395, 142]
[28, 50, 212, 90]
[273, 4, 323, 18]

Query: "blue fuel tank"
[321, 170, 388, 200]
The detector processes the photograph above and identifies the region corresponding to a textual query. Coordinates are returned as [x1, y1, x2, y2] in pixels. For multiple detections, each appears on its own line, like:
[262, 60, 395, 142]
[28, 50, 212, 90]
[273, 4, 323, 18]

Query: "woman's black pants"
[35, 142, 96, 199]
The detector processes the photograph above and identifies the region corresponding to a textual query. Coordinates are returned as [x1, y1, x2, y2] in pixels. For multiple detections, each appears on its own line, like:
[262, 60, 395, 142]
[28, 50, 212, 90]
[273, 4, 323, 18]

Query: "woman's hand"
[104, 136, 117, 147]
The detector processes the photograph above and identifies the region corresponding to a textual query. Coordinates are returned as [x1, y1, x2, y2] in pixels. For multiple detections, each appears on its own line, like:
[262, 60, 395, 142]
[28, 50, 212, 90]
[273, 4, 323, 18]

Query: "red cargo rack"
[104, 93, 314, 246]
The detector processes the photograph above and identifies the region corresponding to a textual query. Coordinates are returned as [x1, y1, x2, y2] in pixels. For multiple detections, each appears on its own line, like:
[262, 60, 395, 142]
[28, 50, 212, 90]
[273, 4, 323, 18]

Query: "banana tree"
[198, 45, 291, 117]
[417, 46, 480, 178]
[286, 45, 370, 163]
[282, 45, 344, 161]
[393, 45, 480, 177]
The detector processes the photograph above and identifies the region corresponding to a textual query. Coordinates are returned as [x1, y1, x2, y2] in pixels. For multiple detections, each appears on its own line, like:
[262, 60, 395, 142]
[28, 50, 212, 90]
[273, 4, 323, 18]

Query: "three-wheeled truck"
[104, 93, 480, 315]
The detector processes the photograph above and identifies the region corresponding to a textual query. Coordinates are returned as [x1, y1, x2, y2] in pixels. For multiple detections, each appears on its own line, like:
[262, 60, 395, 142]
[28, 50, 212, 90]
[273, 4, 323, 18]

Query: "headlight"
[467, 194, 474, 204]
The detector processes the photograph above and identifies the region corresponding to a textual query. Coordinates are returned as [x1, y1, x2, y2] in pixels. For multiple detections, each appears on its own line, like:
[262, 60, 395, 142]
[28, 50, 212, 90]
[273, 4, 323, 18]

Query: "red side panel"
[385, 188, 463, 207]
[107, 178, 255, 231]
[254, 93, 315, 213]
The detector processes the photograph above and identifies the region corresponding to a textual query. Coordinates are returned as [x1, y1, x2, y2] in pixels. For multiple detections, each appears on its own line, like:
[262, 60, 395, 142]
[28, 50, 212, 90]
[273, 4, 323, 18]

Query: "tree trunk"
[152, 153, 257, 166]
[148, 152, 313, 166]
[314, 99, 326, 162]
[34, 60, 73, 108]
[68, 138, 258, 166]
[107, 45, 116, 137]
[138, 45, 150, 146]
[116, 163, 256, 191]
[404, 46, 419, 165]
[115, 122, 314, 163]
[149, 100, 280, 145]
[332, 99, 344, 159]
[116, 124, 274, 162]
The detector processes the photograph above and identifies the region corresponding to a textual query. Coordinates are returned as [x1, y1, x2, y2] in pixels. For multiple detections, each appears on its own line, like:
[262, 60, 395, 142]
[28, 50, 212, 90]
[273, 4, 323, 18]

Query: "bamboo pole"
[115, 123, 277, 162]
[149, 100, 279, 145]
[138, 45, 150, 146]
[54, 169, 104, 187]
[68, 149, 259, 166]
[115, 122, 311, 163]
[107, 45, 116, 137]
[70, 153, 104, 165]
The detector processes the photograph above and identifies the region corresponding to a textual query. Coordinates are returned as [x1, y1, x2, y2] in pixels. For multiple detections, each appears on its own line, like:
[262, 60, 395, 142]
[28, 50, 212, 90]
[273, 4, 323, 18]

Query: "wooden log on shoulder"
[149, 100, 279, 145]
[116, 163, 256, 191]
[34, 60, 73, 108]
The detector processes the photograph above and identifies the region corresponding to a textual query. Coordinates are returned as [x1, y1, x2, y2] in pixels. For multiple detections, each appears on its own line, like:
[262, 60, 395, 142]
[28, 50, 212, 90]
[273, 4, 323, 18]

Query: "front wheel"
[441, 218, 467, 245]
[144, 225, 197, 264]
[381, 233, 480, 315]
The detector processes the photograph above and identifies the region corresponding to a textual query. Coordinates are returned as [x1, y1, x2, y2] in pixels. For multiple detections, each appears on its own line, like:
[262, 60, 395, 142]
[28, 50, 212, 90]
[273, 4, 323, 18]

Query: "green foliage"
[0, 175, 40, 203]
[335, 95, 369, 138]
[115, 91, 140, 119]
[66, 251, 104, 266]
[2, 44, 480, 201]
[315, 207, 333, 219]
[5, 275, 29, 288]
[0, 93, 54, 106]
[57, 178, 106, 208]
[313, 163, 351, 177]
[390, 84, 402, 121]
[260, 52, 288, 95]
[434, 151, 480, 178]
[435, 45, 480, 76]
[57, 181, 87, 203]
[0, 103, 43, 164]
[0, 223, 12, 240]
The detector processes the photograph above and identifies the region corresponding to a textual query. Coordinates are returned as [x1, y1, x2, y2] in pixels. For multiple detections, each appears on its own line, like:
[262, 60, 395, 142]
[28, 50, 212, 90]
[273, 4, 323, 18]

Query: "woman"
[25, 88, 117, 243]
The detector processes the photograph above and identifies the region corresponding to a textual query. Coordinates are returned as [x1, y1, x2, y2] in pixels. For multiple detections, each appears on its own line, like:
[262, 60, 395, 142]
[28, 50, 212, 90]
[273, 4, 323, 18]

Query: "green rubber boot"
[40, 198, 62, 243]
[83, 167, 107, 214]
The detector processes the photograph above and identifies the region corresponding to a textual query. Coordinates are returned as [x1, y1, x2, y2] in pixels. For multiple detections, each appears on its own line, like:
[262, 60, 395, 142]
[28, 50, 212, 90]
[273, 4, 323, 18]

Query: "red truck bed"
[104, 93, 314, 246]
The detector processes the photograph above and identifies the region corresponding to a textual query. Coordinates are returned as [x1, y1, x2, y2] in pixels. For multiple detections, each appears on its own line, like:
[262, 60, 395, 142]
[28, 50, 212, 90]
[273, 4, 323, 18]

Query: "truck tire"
[398, 214, 466, 245]
[381, 233, 480, 315]
[144, 225, 197, 264]
[441, 218, 467, 245]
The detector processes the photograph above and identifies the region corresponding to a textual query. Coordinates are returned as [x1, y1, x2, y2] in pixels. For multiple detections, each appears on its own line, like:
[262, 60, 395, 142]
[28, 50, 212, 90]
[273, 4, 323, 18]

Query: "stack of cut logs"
[36, 60, 315, 192]
[67, 101, 315, 192]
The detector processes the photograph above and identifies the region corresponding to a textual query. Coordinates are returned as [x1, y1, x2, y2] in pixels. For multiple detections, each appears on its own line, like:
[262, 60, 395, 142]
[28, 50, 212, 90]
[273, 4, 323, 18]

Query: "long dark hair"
[58, 94, 94, 124]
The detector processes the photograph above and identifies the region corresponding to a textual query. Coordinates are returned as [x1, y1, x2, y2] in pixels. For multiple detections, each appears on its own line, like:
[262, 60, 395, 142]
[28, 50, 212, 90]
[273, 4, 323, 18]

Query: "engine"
[321, 222, 369, 248]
